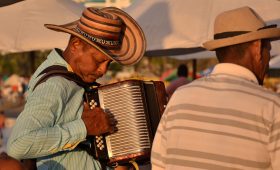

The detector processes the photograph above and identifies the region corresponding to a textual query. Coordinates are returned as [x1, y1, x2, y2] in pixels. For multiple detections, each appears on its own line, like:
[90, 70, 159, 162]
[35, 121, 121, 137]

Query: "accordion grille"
[99, 84, 151, 158]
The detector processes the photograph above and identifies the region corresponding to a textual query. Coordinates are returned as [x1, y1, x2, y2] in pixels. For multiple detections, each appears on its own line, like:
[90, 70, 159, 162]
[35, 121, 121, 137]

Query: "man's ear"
[251, 40, 262, 61]
[69, 36, 83, 52]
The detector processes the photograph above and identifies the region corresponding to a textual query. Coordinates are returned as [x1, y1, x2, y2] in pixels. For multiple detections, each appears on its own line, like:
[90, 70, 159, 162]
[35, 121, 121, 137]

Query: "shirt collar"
[49, 49, 73, 72]
[211, 63, 259, 84]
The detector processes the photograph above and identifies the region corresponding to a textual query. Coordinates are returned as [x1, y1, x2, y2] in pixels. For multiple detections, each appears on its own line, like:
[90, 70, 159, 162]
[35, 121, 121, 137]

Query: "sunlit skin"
[63, 36, 112, 83]
[219, 39, 272, 85]
[63, 37, 129, 170]
[249, 39, 271, 85]
[258, 40, 272, 84]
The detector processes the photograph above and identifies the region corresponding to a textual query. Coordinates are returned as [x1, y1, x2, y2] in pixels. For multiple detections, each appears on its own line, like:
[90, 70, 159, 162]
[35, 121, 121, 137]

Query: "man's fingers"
[83, 102, 90, 110]
[109, 118, 117, 126]
[82, 106, 118, 135]
[108, 126, 116, 134]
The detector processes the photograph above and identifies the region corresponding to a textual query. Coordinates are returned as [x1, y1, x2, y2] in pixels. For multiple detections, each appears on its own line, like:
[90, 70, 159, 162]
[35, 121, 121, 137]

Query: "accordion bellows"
[84, 79, 167, 166]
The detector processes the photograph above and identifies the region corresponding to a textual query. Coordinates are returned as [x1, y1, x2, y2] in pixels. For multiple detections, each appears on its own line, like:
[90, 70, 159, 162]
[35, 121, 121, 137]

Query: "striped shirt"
[151, 63, 280, 170]
[7, 49, 102, 170]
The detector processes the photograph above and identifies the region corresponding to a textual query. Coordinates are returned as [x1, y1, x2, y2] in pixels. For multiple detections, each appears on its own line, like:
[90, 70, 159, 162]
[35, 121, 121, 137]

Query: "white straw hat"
[203, 6, 280, 50]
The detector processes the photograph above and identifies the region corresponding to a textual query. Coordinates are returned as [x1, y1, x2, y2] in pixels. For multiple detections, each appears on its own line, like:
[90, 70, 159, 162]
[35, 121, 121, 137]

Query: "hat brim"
[45, 7, 146, 65]
[203, 28, 280, 51]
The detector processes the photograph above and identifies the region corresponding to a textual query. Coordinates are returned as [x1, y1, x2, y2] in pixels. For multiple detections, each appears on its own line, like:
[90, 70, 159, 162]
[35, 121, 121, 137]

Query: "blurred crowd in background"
[0, 74, 29, 106]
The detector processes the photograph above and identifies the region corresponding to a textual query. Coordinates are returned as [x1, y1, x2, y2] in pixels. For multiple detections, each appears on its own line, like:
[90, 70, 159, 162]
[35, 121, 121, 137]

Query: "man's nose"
[98, 64, 108, 74]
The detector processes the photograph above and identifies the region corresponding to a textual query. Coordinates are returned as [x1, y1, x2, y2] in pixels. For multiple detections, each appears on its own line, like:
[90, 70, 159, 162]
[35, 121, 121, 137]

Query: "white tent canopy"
[270, 55, 280, 69]
[124, 0, 280, 60]
[0, 0, 84, 53]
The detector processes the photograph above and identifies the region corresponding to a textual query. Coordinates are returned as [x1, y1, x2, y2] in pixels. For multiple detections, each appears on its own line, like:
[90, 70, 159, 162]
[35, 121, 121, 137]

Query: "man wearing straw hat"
[151, 6, 280, 169]
[6, 7, 146, 170]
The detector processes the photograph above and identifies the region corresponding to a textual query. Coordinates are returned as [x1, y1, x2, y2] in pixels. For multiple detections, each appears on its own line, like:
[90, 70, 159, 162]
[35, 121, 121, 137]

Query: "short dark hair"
[177, 64, 188, 77]
[215, 41, 253, 62]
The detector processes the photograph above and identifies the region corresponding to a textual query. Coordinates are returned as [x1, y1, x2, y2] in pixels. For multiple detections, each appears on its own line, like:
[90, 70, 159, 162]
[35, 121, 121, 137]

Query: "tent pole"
[30, 51, 36, 75]
[192, 59, 197, 80]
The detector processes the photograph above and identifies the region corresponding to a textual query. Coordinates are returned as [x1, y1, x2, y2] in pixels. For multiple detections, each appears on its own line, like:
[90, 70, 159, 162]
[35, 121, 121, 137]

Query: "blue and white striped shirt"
[8, 49, 102, 170]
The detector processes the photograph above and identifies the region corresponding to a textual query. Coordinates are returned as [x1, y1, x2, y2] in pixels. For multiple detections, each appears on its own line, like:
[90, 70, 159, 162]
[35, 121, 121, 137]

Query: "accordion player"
[81, 79, 167, 167]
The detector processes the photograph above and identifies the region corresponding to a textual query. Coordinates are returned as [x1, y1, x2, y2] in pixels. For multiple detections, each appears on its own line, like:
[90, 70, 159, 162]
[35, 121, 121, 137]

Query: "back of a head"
[177, 64, 188, 77]
[215, 41, 253, 63]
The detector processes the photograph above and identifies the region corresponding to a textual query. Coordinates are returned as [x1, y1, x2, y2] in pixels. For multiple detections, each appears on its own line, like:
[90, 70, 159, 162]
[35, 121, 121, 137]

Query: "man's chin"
[84, 76, 102, 83]
[84, 78, 97, 83]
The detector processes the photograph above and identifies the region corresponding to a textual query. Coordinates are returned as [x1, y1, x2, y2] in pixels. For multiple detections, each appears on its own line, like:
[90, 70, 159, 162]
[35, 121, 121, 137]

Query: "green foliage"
[108, 62, 123, 76]
[0, 50, 218, 80]
[0, 51, 49, 76]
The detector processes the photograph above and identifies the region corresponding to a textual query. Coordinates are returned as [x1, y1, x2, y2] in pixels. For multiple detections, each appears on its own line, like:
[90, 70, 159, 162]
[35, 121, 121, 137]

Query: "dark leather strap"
[37, 65, 67, 76]
[28, 66, 100, 168]
[33, 65, 100, 91]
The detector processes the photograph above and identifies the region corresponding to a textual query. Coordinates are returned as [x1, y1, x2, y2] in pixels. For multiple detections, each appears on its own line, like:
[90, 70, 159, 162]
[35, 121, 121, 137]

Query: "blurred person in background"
[0, 112, 4, 129]
[7, 6, 145, 170]
[0, 152, 24, 170]
[166, 64, 190, 98]
[151, 6, 280, 169]
[0, 152, 36, 170]
[0, 111, 4, 149]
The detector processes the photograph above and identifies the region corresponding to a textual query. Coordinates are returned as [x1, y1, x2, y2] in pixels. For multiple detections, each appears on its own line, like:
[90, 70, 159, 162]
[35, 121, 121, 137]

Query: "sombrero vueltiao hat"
[45, 7, 146, 65]
[203, 6, 280, 50]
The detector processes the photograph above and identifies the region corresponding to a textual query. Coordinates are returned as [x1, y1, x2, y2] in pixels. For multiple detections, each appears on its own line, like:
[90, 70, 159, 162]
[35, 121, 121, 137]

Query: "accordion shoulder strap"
[33, 65, 100, 91]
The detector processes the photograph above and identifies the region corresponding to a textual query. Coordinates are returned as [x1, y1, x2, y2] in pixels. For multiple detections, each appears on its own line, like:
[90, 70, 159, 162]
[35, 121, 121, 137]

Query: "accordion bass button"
[90, 100, 97, 106]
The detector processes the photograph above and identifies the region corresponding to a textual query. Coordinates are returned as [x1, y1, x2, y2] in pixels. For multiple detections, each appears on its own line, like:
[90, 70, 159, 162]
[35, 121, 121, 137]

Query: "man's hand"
[82, 102, 115, 136]
[115, 166, 130, 170]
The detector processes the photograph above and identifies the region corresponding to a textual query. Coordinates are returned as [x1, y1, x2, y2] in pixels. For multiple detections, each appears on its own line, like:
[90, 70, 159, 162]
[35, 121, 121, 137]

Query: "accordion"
[83, 79, 167, 166]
